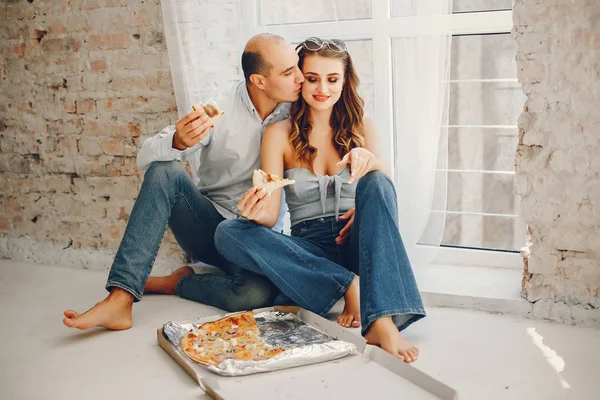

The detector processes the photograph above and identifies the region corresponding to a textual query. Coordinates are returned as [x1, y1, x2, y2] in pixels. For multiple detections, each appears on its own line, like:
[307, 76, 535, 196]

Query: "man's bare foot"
[143, 266, 194, 295]
[364, 316, 419, 363]
[337, 276, 361, 328]
[63, 288, 134, 331]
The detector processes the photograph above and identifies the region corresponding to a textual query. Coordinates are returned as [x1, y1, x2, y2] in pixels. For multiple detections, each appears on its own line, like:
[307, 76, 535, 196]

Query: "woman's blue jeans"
[105, 161, 280, 311]
[215, 171, 426, 336]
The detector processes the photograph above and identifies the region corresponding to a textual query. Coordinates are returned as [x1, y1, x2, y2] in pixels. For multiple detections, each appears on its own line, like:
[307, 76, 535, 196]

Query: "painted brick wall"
[0, 0, 183, 269]
[514, 0, 600, 321]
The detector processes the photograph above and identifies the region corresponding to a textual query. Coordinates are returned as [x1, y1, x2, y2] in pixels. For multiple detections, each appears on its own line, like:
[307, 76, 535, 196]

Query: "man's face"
[261, 42, 305, 103]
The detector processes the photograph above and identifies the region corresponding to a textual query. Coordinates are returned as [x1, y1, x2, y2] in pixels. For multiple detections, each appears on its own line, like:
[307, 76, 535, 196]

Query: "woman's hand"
[336, 148, 382, 184]
[236, 187, 271, 223]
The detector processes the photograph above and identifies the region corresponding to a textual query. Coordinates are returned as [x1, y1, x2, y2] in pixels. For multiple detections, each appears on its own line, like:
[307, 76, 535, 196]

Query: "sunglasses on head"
[296, 37, 348, 53]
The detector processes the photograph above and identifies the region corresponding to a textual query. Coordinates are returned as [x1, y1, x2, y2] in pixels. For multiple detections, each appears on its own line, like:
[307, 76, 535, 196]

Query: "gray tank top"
[283, 166, 357, 227]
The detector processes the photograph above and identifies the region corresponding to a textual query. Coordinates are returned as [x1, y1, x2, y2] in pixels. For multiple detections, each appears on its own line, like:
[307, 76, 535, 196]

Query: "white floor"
[1, 260, 599, 400]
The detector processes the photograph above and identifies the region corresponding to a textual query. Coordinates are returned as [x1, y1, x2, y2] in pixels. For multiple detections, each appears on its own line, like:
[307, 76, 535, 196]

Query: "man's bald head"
[241, 33, 286, 84]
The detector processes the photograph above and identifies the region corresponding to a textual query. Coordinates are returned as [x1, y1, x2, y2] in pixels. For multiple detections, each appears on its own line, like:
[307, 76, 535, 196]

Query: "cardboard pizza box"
[157, 307, 458, 400]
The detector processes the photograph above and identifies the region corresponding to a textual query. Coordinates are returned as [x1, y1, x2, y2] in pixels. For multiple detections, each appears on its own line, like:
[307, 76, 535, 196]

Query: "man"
[62, 33, 305, 330]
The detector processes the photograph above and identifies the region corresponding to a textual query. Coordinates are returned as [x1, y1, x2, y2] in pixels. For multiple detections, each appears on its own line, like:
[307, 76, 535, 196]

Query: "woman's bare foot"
[337, 276, 361, 328]
[364, 316, 419, 363]
[143, 266, 194, 295]
[63, 288, 134, 331]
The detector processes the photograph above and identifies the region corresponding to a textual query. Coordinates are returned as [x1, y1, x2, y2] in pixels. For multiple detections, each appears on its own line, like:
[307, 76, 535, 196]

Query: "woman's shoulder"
[362, 117, 376, 136]
[264, 119, 292, 142]
[266, 119, 292, 133]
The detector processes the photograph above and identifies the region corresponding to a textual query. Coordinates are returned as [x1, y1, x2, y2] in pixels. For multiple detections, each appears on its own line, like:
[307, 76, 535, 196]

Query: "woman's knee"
[214, 219, 253, 254]
[357, 171, 394, 194]
[355, 171, 397, 214]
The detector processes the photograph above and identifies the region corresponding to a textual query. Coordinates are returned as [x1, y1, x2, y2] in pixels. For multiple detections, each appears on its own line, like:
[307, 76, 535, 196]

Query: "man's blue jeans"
[215, 171, 426, 336]
[105, 161, 279, 311]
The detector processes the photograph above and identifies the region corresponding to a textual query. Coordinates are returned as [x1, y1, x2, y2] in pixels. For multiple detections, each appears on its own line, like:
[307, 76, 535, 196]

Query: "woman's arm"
[362, 118, 391, 177]
[337, 118, 391, 182]
[242, 120, 291, 228]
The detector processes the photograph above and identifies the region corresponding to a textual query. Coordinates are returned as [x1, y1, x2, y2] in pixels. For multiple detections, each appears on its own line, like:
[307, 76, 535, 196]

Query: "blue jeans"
[215, 171, 425, 336]
[105, 161, 280, 311]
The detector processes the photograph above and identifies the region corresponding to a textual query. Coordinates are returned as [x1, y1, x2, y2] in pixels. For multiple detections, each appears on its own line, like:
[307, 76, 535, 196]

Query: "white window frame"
[240, 1, 520, 269]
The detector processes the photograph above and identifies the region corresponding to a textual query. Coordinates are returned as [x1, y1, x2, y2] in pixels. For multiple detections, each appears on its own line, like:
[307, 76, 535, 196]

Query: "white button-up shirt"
[137, 80, 290, 231]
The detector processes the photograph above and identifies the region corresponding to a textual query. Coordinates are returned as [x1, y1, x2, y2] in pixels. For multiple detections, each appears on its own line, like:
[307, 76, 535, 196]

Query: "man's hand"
[172, 108, 214, 150]
[336, 208, 355, 245]
[236, 186, 270, 222]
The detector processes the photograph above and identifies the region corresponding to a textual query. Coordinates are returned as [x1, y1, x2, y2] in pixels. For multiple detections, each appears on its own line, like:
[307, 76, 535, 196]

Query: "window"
[259, 0, 372, 25]
[443, 32, 526, 252]
[240, 0, 521, 262]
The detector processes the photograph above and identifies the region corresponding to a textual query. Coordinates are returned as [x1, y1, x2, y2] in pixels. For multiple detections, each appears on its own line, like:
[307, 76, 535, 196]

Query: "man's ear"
[249, 74, 266, 89]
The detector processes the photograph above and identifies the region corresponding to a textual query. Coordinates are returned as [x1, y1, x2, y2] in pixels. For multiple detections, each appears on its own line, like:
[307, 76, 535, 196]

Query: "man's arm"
[137, 108, 214, 170]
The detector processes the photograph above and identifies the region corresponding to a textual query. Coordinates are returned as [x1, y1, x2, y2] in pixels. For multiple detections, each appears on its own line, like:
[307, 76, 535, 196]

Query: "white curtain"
[161, 0, 244, 120]
[160, 0, 452, 266]
[160, 0, 196, 119]
[392, 1, 452, 265]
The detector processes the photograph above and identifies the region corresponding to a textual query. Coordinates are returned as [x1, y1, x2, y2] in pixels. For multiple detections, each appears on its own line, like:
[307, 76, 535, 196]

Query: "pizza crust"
[252, 169, 295, 193]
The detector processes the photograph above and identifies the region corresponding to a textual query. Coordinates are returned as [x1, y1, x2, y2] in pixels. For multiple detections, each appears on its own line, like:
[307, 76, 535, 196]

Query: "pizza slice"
[192, 101, 224, 125]
[252, 169, 295, 193]
[180, 311, 285, 367]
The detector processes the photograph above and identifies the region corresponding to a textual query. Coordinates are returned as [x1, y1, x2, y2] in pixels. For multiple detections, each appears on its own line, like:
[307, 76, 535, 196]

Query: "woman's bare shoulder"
[263, 119, 292, 145]
[362, 117, 377, 137]
[265, 119, 292, 135]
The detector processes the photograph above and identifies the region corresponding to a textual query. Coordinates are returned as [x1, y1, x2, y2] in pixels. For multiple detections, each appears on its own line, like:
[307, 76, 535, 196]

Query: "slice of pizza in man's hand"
[252, 169, 295, 193]
[191, 101, 224, 126]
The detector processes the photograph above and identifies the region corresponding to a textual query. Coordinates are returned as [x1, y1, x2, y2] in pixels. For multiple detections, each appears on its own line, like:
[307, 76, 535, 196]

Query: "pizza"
[252, 169, 295, 193]
[192, 101, 224, 125]
[180, 311, 285, 366]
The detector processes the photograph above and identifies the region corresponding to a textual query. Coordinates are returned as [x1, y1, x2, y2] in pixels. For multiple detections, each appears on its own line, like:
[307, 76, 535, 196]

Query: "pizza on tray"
[180, 311, 285, 366]
[252, 169, 295, 193]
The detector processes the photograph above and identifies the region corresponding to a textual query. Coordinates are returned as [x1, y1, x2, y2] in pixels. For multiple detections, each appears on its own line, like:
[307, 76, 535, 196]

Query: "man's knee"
[227, 278, 279, 311]
[143, 161, 187, 186]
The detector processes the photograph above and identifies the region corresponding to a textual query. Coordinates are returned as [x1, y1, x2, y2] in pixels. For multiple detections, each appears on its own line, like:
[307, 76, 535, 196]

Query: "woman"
[215, 37, 425, 363]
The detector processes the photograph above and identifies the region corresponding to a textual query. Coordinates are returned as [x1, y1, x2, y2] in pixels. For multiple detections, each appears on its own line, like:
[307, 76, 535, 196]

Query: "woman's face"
[300, 54, 345, 112]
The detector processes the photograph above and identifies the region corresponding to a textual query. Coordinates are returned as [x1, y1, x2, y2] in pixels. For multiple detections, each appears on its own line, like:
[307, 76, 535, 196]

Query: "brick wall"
[514, 0, 600, 321]
[0, 0, 183, 269]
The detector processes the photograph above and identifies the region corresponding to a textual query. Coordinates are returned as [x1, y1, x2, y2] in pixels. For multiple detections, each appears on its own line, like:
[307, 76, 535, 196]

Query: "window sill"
[414, 263, 532, 316]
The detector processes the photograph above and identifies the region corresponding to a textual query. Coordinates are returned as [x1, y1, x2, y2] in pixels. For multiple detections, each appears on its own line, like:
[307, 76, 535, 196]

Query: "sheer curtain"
[160, 0, 452, 266]
[392, 1, 452, 265]
[161, 0, 243, 120]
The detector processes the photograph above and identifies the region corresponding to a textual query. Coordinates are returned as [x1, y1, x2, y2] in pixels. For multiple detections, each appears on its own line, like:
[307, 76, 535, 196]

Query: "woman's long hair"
[290, 39, 365, 172]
